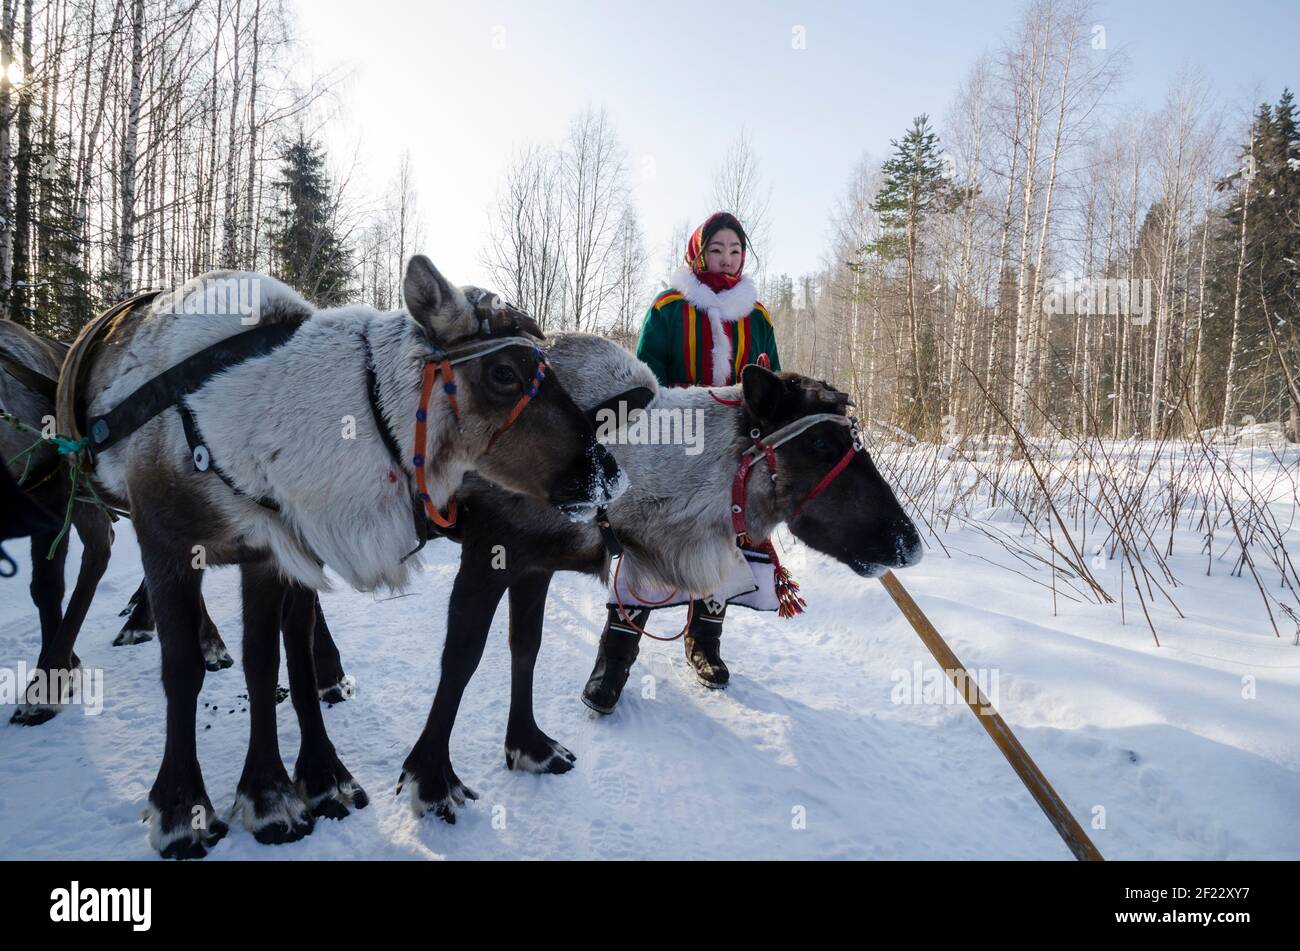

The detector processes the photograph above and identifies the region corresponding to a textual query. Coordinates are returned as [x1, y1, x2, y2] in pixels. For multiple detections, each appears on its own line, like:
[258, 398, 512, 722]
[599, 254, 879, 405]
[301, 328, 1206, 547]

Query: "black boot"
[685, 598, 729, 688]
[582, 607, 648, 715]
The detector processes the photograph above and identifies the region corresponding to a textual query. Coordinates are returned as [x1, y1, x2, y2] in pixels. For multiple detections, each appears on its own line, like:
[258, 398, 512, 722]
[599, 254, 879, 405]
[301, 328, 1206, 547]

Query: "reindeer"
[81, 332, 922, 834]
[395, 333, 924, 820]
[56, 257, 624, 858]
[1, 321, 117, 725]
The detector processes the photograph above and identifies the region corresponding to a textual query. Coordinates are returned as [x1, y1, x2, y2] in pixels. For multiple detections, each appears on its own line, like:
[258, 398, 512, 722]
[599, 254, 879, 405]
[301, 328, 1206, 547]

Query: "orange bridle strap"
[412, 359, 459, 529]
[409, 347, 547, 530]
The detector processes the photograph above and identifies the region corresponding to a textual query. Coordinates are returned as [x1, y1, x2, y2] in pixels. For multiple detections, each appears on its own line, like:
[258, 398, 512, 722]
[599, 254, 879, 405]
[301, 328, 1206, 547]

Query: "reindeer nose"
[596, 443, 626, 503]
[894, 520, 924, 567]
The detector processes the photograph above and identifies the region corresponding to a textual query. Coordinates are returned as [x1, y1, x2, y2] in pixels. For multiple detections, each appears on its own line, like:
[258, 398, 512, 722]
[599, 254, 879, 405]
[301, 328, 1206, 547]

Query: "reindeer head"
[402, 256, 624, 517]
[741, 364, 923, 577]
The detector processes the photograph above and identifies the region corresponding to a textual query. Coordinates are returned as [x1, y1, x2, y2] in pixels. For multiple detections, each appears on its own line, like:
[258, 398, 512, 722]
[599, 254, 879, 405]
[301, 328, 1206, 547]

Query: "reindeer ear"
[403, 255, 473, 341]
[741, 363, 785, 423]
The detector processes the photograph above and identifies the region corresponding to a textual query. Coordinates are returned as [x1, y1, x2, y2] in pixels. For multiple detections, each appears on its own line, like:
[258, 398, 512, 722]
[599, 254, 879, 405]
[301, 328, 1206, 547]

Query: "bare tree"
[712, 126, 772, 285]
[481, 144, 567, 330]
[561, 106, 628, 332]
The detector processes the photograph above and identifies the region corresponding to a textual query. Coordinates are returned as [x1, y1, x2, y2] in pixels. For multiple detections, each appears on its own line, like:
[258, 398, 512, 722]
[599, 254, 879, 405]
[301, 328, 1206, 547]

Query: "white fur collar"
[670, 265, 757, 322]
[670, 265, 758, 386]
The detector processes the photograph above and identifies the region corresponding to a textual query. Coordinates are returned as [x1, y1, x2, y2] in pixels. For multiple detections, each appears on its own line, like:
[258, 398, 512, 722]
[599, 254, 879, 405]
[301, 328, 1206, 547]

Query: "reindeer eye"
[490, 363, 518, 386]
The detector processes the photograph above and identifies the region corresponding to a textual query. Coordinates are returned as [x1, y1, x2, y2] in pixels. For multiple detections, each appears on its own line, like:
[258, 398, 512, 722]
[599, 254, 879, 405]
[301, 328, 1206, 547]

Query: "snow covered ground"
[2, 484, 1298, 860]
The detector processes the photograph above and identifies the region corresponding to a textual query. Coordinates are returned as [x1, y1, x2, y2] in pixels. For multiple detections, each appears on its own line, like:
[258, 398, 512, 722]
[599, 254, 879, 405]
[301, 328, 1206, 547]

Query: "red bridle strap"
[728, 413, 863, 618]
[791, 444, 856, 521]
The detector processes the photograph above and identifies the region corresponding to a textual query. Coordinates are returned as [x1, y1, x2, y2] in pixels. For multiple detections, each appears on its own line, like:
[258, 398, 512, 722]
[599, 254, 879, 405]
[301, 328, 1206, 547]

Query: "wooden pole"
[878, 570, 1104, 861]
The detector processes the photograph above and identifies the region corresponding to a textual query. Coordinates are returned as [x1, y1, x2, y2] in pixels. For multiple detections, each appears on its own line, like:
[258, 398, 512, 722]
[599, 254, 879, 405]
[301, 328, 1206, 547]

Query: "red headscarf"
[685, 212, 746, 292]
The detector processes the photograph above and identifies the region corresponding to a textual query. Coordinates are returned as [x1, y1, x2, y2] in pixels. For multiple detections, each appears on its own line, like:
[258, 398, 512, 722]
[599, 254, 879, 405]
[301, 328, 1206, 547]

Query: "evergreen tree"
[866, 115, 956, 432]
[267, 133, 353, 306]
[1203, 91, 1300, 430]
[30, 139, 94, 338]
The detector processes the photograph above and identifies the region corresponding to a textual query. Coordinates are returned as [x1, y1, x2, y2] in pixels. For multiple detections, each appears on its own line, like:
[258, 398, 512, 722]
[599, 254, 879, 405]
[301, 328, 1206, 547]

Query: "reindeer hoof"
[202, 642, 234, 671]
[9, 703, 58, 726]
[234, 778, 315, 845]
[296, 749, 369, 821]
[146, 799, 228, 860]
[397, 763, 478, 824]
[505, 728, 577, 774]
[318, 675, 356, 705]
[113, 627, 153, 646]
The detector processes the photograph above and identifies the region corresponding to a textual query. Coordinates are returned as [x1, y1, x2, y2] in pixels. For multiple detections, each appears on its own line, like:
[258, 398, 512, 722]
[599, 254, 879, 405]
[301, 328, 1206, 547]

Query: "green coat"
[634, 282, 780, 388]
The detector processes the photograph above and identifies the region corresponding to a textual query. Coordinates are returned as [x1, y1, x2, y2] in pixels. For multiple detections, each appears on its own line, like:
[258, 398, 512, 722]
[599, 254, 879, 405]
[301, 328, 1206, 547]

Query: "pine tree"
[30, 138, 94, 338]
[866, 115, 956, 432]
[1204, 91, 1300, 430]
[266, 133, 353, 306]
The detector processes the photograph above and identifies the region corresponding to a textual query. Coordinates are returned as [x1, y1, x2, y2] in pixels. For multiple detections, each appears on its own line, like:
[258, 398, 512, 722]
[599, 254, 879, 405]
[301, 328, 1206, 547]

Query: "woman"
[582, 211, 780, 715]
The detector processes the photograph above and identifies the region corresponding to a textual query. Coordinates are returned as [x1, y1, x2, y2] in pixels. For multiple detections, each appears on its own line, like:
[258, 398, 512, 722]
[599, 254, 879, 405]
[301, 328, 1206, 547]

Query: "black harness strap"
[363, 332, 406, 468]
[361, 328, 441, 560]
[86, 321, 300, 462]
[176, 400, 281, 512]
[0, 351, 58, 402]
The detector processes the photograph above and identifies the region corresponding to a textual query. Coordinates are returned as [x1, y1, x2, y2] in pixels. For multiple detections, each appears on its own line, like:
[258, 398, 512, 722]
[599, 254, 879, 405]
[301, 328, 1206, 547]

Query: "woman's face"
[704, 228, 744, 276]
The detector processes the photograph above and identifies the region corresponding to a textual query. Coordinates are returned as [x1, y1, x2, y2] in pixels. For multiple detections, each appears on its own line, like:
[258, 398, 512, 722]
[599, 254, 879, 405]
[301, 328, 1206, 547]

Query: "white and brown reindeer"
[55, 256, 625, 858]
[104, 332, 924, 832]
[395, 334, 924, 820]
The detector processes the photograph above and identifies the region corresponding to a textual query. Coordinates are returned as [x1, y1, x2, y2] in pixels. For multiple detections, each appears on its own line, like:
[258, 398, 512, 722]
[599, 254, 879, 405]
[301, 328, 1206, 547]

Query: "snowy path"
[1, 520, 1297, 860]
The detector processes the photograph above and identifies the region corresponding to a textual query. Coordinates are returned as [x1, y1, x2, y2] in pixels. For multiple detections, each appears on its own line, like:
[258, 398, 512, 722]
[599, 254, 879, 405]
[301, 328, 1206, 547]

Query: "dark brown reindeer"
[55, 257, 624, 858]
[397, 334, 924, 820]
[1, 321, 117, 725]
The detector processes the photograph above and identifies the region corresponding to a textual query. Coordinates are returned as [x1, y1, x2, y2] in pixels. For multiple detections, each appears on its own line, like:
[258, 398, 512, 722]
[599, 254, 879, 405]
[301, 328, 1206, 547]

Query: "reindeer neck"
[643, 386, 782, 543]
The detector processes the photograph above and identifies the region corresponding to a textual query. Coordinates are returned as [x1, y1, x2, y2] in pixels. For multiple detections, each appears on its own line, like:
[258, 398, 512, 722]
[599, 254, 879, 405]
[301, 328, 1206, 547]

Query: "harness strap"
[595, 506, 623, 557]
[362, 329, 442, 560]
[177, 400, 281, 512]
[363, 334, 406, 467]
[86, 321, 300, 462]
[0, 351, 57, 402]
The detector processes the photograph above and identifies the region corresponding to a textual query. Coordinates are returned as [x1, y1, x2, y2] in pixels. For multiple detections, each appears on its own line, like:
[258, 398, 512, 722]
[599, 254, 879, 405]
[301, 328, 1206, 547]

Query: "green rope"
[1, 410, 115, 560]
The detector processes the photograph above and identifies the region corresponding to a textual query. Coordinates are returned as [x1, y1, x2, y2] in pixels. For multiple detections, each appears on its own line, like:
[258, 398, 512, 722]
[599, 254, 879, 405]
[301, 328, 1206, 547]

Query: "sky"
[292, 0, 1298, 290]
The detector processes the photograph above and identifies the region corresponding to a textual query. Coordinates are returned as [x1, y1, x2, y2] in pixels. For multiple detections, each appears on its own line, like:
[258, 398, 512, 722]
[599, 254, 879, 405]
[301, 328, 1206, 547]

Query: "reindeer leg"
[399, 556, 508, 823]
[10, 529, 70, 725]
[114, 578, 155, 646]
[140, 531, 227, 859]
[12, 505, 114, 725]
[307, 595, 352, 703]
[44, 504, 113, 671]
[30, 529, 67, 654]
[282, 584, 367, 820]
[232, 561, 313, 846]
[198, 593, 233, 671]
[504, 571, 574, 774]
